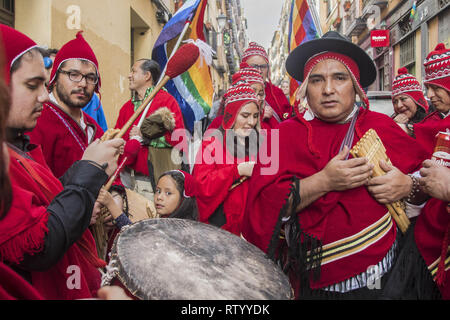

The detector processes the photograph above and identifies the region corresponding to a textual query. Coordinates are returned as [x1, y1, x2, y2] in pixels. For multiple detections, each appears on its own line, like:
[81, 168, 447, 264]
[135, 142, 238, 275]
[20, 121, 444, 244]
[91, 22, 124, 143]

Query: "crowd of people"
[0, 23, 449, 300]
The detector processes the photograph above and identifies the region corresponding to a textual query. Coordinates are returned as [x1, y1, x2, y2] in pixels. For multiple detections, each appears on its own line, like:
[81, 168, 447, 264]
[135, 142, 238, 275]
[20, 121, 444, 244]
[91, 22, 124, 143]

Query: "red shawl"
[1, 145, 105, 299]
[193, 132, 254, 236]
[114, 91, 187, 176]
[242, 107, 428, 289]
[29, 102, 104, 178]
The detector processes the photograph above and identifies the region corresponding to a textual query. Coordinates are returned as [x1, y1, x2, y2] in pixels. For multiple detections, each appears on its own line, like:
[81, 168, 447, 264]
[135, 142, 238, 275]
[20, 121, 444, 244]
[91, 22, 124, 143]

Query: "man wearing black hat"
[242, 31, 440, 299]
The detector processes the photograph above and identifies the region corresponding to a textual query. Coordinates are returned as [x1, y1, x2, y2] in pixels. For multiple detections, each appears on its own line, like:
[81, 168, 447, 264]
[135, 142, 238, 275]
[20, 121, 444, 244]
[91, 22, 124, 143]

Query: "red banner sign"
[370, 30, 390, 47]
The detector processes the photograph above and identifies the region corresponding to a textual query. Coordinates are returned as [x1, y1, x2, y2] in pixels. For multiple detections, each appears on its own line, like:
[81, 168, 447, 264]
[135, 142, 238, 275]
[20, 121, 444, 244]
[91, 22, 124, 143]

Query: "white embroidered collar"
[303, 104, 359, 123]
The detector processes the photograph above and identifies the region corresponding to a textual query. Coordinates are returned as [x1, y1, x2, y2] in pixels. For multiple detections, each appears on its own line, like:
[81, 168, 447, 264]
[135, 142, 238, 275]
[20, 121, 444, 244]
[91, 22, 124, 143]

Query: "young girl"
[96, 170, 197, 229]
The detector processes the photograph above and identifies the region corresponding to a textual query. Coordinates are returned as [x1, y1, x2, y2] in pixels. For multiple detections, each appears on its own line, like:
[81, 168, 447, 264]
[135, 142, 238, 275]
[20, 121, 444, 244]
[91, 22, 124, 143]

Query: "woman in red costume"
[193, 83, 262, 236]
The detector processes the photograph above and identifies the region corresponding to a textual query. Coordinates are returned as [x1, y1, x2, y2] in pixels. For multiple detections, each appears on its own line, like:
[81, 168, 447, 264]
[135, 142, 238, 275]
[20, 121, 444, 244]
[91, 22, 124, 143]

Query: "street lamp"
[217, 14, 227, 32]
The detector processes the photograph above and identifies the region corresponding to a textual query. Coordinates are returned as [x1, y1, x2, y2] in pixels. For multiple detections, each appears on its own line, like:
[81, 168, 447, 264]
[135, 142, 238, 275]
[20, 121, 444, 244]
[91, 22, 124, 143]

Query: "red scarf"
[1, 145, 105, 299]
[193, 131, 254, 236]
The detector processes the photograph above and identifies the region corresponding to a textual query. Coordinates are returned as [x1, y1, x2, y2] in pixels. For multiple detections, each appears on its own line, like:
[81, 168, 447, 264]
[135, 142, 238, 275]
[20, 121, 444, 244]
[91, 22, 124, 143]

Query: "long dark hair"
[0, 57, 12, 219]
[157, 171, 198, 221]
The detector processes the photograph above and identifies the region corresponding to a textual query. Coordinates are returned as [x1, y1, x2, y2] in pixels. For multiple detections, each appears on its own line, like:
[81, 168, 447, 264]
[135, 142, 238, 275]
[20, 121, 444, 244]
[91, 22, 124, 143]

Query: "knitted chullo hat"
[231, 62, 264, 86]
[392, 67, 428, 112]
[222, 83, 258, 130]
[241, 42, 269, 65]
[49, 31, 101, 92]
[423, 43, 450, 92]
[0, 25, 38, 85]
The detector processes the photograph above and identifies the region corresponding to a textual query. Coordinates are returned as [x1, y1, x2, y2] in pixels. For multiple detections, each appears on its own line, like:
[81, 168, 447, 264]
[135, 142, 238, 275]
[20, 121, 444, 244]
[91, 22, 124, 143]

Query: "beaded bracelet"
[405, 174, 420, 203]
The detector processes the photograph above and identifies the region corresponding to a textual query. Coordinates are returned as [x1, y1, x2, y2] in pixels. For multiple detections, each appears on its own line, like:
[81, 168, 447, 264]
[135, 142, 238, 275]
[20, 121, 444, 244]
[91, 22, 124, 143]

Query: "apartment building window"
[0, 0, 14, 27]
[400, 34, 416, 75]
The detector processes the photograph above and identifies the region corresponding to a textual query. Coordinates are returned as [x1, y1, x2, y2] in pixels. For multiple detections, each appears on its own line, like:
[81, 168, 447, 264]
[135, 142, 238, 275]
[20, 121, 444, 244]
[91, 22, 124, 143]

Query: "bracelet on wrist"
[405, 174, 420, 203]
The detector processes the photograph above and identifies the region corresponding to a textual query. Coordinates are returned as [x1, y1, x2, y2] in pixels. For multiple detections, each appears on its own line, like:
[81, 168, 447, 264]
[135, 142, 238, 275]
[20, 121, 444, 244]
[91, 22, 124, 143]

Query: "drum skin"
[109, 218, 293, 300]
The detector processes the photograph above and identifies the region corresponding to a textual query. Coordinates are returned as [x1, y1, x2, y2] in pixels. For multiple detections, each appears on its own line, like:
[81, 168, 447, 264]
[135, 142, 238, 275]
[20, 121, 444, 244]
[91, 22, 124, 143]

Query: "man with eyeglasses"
[241, 42, 292, 129]
[29, 32, 105, 178]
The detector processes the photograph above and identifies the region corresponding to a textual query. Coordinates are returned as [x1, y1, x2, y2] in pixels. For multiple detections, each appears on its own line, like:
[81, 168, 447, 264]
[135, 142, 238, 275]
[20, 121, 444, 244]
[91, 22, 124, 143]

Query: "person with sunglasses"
[28, 31, 105, 179]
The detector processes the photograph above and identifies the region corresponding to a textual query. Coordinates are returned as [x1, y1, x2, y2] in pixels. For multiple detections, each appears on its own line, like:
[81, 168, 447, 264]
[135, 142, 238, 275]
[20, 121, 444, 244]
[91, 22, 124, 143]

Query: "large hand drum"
[102, 218, 293, 300]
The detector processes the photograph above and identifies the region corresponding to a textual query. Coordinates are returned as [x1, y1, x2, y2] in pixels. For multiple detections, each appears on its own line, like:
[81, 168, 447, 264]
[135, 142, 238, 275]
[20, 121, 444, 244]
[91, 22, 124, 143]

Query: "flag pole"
[306, 0, 323, 37]
[137, 20, 192, 128]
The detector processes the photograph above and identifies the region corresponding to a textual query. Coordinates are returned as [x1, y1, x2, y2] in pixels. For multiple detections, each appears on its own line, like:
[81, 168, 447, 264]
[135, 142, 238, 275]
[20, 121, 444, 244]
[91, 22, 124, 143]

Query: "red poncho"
[413, 114, 450, 299]
[29, 102, 104, 178]
[114, 90, 187, 176]
[242, 107, 429, 290]
[0, 145, 105, 299]
[415, 199, 450, 299]
[193, 131, 257, 236]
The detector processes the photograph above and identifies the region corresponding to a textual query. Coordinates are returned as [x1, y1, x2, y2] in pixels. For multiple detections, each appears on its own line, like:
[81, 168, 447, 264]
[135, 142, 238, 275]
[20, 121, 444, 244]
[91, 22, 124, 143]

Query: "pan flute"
[350, 129, 410, 234]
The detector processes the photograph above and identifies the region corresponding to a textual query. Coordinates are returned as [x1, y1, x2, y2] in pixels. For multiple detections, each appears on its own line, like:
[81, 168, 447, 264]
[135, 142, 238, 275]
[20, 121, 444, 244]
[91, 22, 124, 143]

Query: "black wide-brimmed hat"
[286, 31, 376, 88]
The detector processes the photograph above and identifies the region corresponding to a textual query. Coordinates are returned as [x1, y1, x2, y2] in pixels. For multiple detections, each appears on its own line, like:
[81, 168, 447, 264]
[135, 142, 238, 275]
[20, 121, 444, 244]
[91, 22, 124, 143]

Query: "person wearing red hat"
[410, 43, 450, 156]
[391, 67, 432, 132]
[0, 24, 125, 299]
[242, 42, 292, 128]
[113, 58, 188, 200]
[0, 43, 43, 299]
[193, 83, 261, 236]
[412, 43, 450, 300]
[28, 31, 105, 179]
[208, 63, 275, 131]
[241, 31, 439, 299]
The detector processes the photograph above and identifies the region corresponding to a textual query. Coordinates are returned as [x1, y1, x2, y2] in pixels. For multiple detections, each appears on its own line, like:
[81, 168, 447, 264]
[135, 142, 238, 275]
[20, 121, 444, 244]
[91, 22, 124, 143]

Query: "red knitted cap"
[232, 64, 264, 86]
[392, 67, 428, 112]
[49, 31, 101, 92]
[222, 83, 258, 130]
[423, 43, 450, 92]
[0, 25, 38, 85]
[242, 42, 269, 65]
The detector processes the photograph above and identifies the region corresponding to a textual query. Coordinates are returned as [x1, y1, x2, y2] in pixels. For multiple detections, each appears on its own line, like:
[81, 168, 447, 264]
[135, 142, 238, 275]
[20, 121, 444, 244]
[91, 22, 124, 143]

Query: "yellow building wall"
[14, 0, 168, 128]
[415, 29, 421, 81]
[428, 16, 439, 53]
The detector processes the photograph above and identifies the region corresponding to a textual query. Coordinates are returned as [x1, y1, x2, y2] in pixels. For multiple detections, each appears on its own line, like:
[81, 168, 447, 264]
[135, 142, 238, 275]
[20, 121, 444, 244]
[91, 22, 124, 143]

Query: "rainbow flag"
[287, 0, 320, 105]
[152, 0, 212, 133]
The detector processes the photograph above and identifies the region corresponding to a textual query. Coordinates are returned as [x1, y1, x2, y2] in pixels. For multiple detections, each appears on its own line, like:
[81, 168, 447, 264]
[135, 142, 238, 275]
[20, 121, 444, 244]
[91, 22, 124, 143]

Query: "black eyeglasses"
[59, 70, 98, 85]
[249, 64, 269, 70]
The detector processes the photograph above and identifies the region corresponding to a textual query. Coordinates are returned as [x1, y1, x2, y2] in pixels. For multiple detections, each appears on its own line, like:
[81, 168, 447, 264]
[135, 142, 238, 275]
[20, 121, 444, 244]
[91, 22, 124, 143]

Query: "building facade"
[320, 0, 449, 91]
